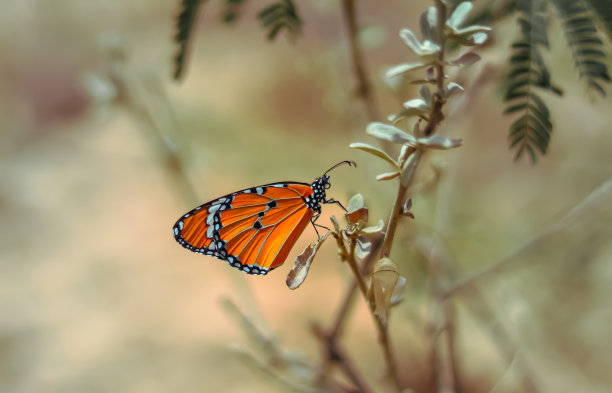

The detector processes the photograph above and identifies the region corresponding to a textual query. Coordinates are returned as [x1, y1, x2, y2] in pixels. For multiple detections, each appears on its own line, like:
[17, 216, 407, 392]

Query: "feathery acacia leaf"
[552, 0, 611, 96]
[222, 0, 247, 24]
[173, 0, 206, 81]
[258, 0, 302, 41]
[503, 0, 562, 163]
[584, 0, 612, 38]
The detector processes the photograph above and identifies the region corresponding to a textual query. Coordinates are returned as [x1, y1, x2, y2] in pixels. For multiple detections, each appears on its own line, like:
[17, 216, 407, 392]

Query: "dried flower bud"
[370, 258, 404, 324]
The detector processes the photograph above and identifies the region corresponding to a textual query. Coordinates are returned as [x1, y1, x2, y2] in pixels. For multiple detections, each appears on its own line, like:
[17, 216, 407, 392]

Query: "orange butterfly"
[172, 161, 355, 275]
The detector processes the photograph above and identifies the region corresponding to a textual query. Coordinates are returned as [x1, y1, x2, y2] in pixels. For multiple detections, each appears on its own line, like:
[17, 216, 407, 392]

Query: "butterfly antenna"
[324, 160, 357, 176]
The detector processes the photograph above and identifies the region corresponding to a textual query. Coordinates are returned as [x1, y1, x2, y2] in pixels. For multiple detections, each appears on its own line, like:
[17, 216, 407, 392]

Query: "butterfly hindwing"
[173, 182, 316, 275]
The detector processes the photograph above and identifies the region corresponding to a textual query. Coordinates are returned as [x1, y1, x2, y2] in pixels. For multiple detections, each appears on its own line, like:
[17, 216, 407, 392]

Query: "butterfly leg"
[310, 213, 332, 240]
[324, 198, 347, 212]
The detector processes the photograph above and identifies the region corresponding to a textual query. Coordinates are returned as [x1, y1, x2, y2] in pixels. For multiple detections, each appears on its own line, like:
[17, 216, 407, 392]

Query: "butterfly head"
[307, 175, 330, 212]
[307, 161, 356, 212]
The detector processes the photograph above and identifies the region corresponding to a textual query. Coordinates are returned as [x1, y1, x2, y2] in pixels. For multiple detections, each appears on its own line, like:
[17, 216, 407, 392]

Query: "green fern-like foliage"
[504, 41, 560, 162]
[502, 0, 612, 162]
[222, 0, 247, 24]
[172, 0, 300, 81]
[504, 0, 563, 162]
[173, 0, 206, 80]
[552, 0, 611, 96]
[584, 0, 612, 38]
[257, 0, 302, 41]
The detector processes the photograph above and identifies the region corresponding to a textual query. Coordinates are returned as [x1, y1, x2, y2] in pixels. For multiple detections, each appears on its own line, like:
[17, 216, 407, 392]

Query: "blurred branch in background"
[445, 176, 612, 299]
[341, 0, 380, 122]
[83, 34, 199, 206]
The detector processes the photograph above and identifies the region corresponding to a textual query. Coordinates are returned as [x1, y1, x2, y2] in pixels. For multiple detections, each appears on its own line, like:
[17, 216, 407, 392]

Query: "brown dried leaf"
[345, 207, 369, 226]
[286, 232, 331, 290]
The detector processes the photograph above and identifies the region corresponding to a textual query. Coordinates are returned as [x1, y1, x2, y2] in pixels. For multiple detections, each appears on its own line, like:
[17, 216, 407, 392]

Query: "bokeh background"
[1, 1, 612, 392]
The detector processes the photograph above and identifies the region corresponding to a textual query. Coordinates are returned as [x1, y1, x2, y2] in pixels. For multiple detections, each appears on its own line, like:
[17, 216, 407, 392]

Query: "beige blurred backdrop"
[1, 1, 612, 392]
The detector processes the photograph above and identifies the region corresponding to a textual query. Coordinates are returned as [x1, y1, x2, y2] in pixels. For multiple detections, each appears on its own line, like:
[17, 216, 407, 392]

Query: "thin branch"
[313, 324, 376, 393]
[315, 236, 383, 390]
[444, 176, 612, 299]
[443, 302, 462, 393]
[341, 0, 381, 121]
[335, 231, 402, 391]
[337, 234, 369, 297]
[423, 0, 448, 137]
[416, 234, 541, 393]
[380, 172, 412, 259]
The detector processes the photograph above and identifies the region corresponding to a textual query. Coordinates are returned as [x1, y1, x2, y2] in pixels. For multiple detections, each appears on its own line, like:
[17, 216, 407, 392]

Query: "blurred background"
[1, 0, 611, 392]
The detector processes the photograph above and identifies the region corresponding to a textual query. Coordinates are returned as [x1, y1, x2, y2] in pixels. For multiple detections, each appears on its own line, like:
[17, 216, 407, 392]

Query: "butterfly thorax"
[304, 175, 330, 213]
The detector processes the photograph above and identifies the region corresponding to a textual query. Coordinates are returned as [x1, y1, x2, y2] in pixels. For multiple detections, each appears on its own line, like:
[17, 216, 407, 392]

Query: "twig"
[444, 176, 612, 299]
[380, 174, 412, 259]
[335, 232, 403, 391]
[341, 0, 380, 121]
[443, 301, 462, 393]
[423, 0, 447, 137]
[104, 44, 200, 206]
[460, 288, 541, 393]
[421, 237, 453, 393]
[337, 234, 369, 297]
[313, 324, 375, 393]
[328, 280, 359, 340]
[315, 237, 382, 390]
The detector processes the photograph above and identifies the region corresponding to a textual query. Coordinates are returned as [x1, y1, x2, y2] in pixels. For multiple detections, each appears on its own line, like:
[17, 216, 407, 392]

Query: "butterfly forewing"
[173, 182, 317, 275]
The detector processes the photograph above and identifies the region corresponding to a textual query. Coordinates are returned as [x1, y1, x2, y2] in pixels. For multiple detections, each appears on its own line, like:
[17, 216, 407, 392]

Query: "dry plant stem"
[313, 324, 375, 393]
[376, 319, 402, 392]
[463, 287, 541, 393]
[335, 234, 401, 392]
[436, 178, 612, 393]
[341, 0, 380, 121]
[380, 176, 411, 258]
[329, 236, 383, 340]
[328, 280, 359, 339]
[442, 301, 462, 393]
[314, 235, 374, 391]
[115, 72, 199, 206]
[425, 251, 444, 392]
[444, 176, 612, 299]
[416, 236, 541, 393]
[419, 237, 462, 393]
[423, 2, 460, 390]
[424, 0, 447, 137]
[335, 234, 369, 297]
[368, 157, 419, 392]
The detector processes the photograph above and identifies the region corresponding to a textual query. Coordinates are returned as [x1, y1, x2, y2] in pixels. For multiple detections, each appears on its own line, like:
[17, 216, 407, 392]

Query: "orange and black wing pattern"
[172, 182, 317, 275]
